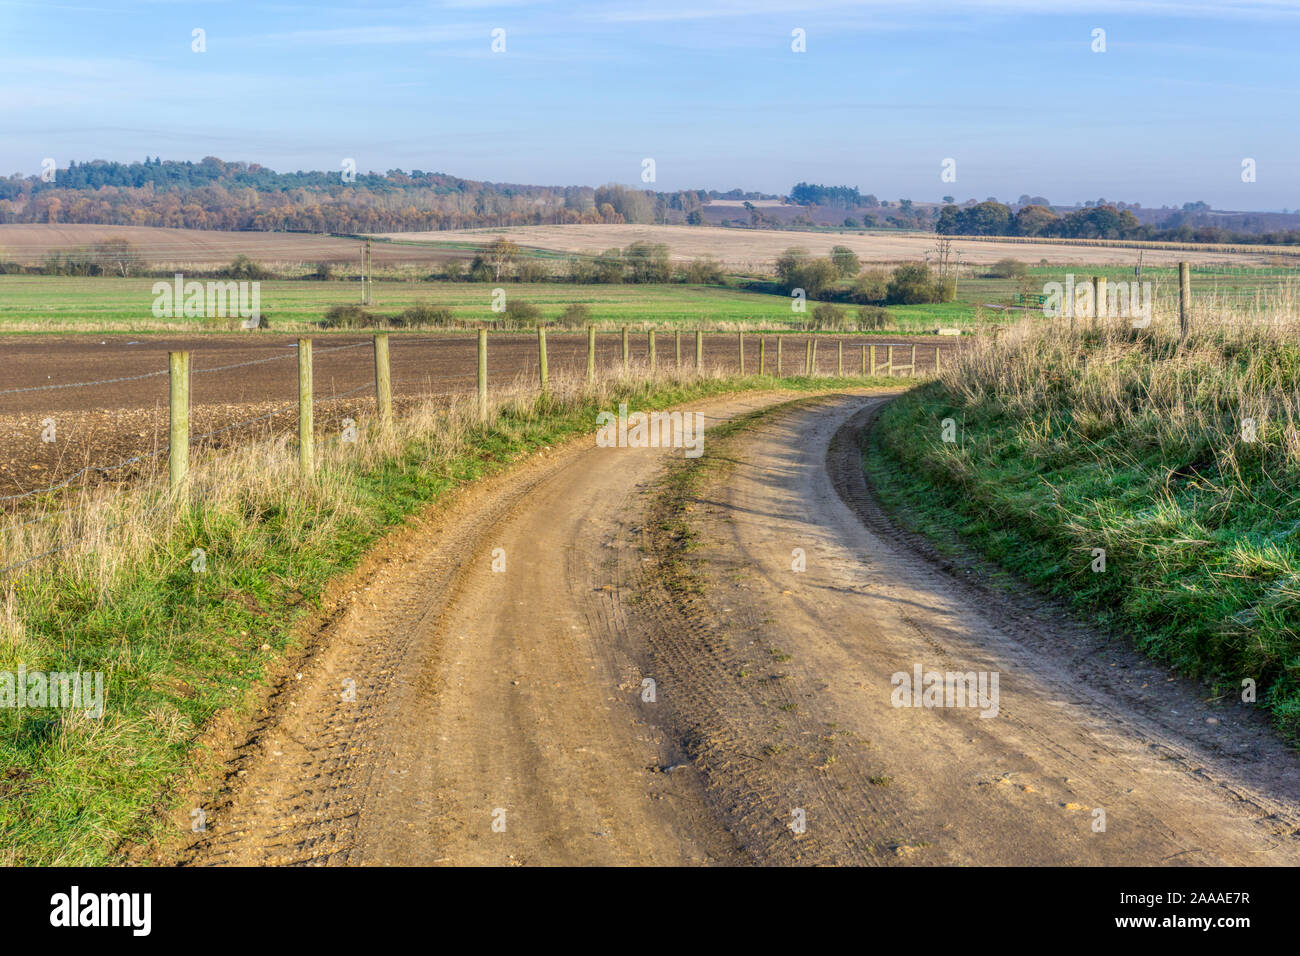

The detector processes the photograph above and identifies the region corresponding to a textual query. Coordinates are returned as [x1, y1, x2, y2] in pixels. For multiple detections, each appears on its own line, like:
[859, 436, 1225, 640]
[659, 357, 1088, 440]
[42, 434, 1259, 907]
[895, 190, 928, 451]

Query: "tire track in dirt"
[180, 388, 1300, 866]
[628, 393, 1300, 864]
[180, 391, 793, 866]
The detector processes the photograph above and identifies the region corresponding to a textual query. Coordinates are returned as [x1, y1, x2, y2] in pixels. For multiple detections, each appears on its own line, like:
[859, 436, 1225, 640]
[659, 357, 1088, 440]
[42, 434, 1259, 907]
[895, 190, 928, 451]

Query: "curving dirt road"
[180, 390, 1300, 866]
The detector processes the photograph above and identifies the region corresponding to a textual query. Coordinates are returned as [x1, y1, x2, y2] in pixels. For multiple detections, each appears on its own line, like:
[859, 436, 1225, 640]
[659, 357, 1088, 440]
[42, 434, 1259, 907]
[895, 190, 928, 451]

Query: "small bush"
[682, 257, 723, 285]
[319, 304, 379, 329]
[311, 262, 334, 281]
[886, 263, 948, 305]
[987, 258, 1027, 279]
[514, 260, 551, 283]
[556, 303, 592, 328]
[857, 306, 890, 330]
[226, 255, 273, 280]
[441, 260, 465, 282]
[852, 269, 889, 305]
[394, 303, 455, 328]
[500, 299, 542, 327]
[806, 302, 851, 331]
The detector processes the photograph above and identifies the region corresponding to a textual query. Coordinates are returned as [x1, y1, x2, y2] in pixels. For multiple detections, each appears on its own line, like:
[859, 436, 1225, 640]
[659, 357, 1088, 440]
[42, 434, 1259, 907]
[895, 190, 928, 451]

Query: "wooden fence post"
[1179, 261, 1191, 340]
[373, 333, 392, 428]
[587, 326, 595, 384]
[804, 338, 813, 376]
[477, 328, 488, 421]
[935, 344, 941, 374]
[622, 327, 630, 370]
[887, 345, 895, 377]
[648, 330, 656, 374]
[298, 338, 313, 476]
[168, 351, 189, 494]
[759, 337, 766, 375]
[838, 340, 844, 377]
[910, 344, 917, 376]
[861, 344, 866, 376]
[777, 336, 783, 376]
[695, 329, 703, 370]
[738, 333, 745, 376]
[870, 344, 877, 375]
[537, 326, 548, 393]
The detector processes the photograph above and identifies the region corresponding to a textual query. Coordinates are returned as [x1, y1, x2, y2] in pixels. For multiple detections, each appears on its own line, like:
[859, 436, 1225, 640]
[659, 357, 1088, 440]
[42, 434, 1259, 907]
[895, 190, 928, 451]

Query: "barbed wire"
[0, 367, 169, 397]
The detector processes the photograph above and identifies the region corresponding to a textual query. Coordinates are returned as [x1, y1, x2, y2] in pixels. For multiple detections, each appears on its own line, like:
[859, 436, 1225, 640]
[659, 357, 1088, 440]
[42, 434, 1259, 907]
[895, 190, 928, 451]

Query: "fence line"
[1, 327, 949, 576]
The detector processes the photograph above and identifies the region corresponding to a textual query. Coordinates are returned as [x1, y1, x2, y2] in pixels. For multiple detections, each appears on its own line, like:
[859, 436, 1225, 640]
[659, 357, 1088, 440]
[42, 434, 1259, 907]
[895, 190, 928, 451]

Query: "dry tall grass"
[941, 280, 1300, 476]
[0, 359, 724, 631]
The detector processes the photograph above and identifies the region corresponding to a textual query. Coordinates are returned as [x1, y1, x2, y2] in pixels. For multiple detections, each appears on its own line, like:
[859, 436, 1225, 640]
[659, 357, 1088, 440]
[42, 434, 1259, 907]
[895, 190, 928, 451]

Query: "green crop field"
[1, 262, 1292, 335]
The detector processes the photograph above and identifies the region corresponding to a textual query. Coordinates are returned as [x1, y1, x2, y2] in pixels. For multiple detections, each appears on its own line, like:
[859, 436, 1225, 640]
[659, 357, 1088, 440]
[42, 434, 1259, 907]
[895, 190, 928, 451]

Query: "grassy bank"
[867, 304, 1300, 742]
[0, 364, 894, 865]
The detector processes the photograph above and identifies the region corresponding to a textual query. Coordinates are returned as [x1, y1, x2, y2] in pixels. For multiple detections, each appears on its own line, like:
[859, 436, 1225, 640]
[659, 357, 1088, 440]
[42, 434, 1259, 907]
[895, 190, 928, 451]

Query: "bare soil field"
[0, 331, 946, 502]
[374, 223, 1289, 270]
[171, 392, 1300, 865]
[0, 224, 457, 269]
[7, 223, 1288, 276]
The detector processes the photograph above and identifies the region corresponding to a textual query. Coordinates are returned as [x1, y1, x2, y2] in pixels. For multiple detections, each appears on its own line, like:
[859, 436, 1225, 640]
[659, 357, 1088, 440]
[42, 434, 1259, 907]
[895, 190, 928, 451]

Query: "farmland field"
[0, 329, 950, 503]
[373, 222, 1300, 268]
[3, 261, 1295, 334]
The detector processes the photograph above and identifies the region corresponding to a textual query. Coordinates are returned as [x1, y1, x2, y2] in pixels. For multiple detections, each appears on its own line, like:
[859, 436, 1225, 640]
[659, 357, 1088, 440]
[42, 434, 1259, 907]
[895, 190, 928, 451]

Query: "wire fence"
[0, 326, 943, 578]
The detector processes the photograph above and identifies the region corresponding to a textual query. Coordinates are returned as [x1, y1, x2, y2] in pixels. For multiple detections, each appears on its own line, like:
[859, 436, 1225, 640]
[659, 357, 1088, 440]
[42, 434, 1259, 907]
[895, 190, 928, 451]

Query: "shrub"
[514, 259, 551, 283]
[226, 255, 273, 280]
[886, 263, 947, 305]
[594, 249, 624, 284]
[831, 245, 861, 278]
[442, 260, 464, 282]
[682, 256, 723, 285]
[567, 256, 597, 284]
[987, 258, 1027, 279]
[857, 306, 890, 330]
[394, 303, 455, 328]
[804, 258, 842, 298]
[319, 304, 379, 329]
[807, 302, 850, 330]
[852, 269, 890, 304]
[556, 303, 592, 328]
[311, 262, 333, 280]
[501, 299, 542, 327]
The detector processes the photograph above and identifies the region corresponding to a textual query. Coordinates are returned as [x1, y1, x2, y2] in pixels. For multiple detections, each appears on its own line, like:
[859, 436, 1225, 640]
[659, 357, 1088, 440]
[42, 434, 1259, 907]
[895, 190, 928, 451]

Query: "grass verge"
[866, 310, 1300, 744]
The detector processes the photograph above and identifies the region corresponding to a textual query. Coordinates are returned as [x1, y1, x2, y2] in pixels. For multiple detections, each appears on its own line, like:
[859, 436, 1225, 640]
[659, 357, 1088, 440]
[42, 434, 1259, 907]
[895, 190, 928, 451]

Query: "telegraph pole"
[364, 237, 373, 305]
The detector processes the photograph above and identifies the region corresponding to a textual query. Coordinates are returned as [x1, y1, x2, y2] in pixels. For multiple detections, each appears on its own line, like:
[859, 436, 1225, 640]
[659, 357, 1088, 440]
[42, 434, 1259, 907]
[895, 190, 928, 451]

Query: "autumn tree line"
[936, 200, 1300, 245]
[0, 158, 743, 232]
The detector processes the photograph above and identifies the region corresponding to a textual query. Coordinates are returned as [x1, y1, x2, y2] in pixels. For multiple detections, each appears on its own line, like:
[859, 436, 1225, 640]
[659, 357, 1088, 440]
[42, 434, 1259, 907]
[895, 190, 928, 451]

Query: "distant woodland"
[1, 158, 1296, 245]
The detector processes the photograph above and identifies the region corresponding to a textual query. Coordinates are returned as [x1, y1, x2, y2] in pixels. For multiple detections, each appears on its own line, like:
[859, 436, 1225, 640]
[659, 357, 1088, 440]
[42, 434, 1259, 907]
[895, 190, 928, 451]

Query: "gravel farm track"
[0, 332, 946, 503]
[168, 390, 1300, 866]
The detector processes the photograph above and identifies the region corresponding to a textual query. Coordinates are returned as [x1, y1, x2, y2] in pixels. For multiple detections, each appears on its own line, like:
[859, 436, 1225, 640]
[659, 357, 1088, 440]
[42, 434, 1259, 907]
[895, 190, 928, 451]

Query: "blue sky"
[1, 0, 1297, 209]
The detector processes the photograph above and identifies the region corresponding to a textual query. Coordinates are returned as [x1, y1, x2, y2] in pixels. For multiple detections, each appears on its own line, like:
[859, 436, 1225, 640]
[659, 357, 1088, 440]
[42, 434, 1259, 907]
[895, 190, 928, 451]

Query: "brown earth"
[172, 391, 1300, 866]
[374, 224, 1289, 270]
[0, 224, 458, 269]
[0, 332, 946, 503]
[6, 222, 1285, 275]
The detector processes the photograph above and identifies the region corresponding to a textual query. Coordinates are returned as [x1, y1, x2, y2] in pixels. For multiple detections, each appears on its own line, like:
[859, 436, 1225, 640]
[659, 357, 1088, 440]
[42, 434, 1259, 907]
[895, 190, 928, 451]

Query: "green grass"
[0, 371, 891, 865]
[4, 264, 1289, 335]
[867, 350, 1300, 743]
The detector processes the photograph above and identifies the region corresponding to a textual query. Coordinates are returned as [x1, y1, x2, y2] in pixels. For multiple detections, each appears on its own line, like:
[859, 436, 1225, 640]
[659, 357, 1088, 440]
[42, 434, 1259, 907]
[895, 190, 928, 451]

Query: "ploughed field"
[0, 331, 950, 502]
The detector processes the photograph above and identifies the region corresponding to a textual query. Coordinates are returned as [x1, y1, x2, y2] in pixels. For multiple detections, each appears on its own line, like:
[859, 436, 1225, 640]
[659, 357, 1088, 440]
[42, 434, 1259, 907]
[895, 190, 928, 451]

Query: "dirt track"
[178, 391, 1300, 866]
